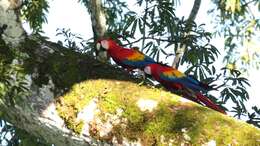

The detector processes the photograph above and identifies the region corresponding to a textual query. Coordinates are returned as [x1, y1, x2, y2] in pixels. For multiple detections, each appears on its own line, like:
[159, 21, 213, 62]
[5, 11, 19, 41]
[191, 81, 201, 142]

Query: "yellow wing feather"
[128, 51, 145, 61]
[163, 69, 186, 78]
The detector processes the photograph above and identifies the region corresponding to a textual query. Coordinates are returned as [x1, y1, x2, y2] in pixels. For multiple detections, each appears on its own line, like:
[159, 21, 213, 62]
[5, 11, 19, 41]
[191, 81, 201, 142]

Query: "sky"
[25, 0, 259, 111]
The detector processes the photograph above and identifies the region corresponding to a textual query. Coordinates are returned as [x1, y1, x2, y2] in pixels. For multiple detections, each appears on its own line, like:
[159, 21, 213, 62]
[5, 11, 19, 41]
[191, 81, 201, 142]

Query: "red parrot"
[96, 38, 156, 70]
[144, 63, 226, 114]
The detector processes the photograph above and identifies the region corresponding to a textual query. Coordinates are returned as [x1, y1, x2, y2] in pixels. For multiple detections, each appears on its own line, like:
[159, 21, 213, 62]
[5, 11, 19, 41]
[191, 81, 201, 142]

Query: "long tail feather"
[195, 93, 226, 114]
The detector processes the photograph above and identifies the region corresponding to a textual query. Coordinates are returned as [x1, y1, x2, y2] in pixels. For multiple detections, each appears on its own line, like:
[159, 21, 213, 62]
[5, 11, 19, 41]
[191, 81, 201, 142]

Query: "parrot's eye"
[101, 40, 109, 50]
[144, 66, 151, 75]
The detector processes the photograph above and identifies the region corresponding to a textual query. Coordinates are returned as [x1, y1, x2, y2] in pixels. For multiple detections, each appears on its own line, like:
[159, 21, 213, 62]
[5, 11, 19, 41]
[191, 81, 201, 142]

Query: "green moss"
[56, 77, 195, 142]
[190, 113, 260, 145]
[56, 78, 260, 144]
[70, 120, 84, 135]
[56, 78, 179, 136]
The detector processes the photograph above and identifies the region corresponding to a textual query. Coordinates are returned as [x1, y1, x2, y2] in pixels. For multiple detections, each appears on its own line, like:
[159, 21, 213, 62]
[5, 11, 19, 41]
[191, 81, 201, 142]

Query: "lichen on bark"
[0, 0, 25, 46]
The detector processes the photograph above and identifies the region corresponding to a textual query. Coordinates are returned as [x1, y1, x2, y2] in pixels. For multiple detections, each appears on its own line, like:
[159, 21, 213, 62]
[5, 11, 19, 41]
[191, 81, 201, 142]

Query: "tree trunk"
[0, 1, 260, 146]
[89, 0, 108, 61]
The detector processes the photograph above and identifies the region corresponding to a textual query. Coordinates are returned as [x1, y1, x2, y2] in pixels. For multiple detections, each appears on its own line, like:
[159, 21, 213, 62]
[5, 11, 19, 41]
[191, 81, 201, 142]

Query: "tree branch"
[186, 0, 201, 31]
[172, 0, 201, 69]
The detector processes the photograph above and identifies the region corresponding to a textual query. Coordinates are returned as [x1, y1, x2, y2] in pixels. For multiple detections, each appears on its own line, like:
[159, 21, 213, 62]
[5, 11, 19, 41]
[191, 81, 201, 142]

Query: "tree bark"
[89, 0, 108, 61]
[79, 0, 107, 61]
[0, 1, 260, 146]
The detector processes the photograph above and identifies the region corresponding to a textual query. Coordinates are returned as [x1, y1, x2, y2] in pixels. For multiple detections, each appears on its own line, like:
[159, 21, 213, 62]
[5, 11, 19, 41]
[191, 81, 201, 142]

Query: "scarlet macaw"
[96, 38, 156, 71]
[144, 63, 226, 114]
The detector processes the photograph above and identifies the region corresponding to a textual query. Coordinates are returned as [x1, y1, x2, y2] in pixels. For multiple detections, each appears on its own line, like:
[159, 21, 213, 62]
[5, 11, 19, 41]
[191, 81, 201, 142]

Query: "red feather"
[195, 93, 226, 114]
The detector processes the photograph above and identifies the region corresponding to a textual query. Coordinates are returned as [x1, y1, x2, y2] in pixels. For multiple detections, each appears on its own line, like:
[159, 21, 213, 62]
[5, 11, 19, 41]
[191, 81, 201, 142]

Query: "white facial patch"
[96, 42, 101, 50]
[100, 40, 109, 50]
[144, 66, 151, 75]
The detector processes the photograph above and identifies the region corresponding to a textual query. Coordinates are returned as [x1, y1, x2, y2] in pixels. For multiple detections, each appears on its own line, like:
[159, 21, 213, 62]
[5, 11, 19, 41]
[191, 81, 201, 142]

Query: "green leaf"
[130, 19, 138, 36]
[143, 41, 153, 52]
[124, 16, 135, 31]
[138, 18, 144, 34]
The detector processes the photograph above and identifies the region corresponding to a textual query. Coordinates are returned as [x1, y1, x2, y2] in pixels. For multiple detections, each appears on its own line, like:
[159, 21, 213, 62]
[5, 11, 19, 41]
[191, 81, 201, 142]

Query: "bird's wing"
[120, 49, 155, 68]
[159, 69, 206, 92]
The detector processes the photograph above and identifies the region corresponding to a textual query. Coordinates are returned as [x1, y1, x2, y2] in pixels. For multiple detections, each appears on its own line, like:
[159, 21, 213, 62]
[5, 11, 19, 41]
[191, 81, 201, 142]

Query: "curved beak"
[144, 66, 151, 75]
[96, 42, 106, 51]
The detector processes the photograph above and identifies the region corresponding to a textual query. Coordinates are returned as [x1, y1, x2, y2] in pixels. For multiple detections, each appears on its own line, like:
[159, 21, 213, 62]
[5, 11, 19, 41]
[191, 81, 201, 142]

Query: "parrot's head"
[144, 63, 162, 76]
[96, 38, 118, 51]
[144, 65, 152, 75]
[96, 39, 107, 51]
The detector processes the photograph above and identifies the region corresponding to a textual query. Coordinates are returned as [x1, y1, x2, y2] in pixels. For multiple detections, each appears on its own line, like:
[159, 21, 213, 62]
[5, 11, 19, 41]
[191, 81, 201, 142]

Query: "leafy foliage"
[219, 68, 250, 117]
[0, 40, 37, 145]
[209, 0, 260, 70]
[247, 106, 260, 128]
[21, 0, 49, 33]
[56, 28, 88, 52]
[0, 43, 29, 106]
[116, 1, 222, 91]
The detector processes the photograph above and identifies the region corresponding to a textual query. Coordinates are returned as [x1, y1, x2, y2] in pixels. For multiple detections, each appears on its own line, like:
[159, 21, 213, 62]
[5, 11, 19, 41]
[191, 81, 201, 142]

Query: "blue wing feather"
[159, 72, 206, 92]
[122, 56, 156, 68]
